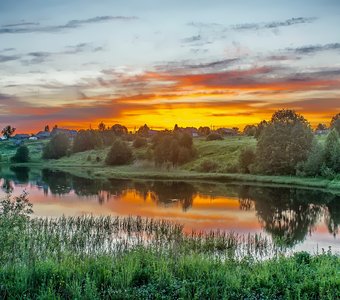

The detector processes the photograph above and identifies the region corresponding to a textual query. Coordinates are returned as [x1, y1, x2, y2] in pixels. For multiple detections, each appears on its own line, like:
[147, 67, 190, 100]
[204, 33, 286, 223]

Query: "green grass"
[184, 136, 256, 172]
[0, 199, 339, 299]
[1, 250, 339, 299]
[0, 139, 48, 163]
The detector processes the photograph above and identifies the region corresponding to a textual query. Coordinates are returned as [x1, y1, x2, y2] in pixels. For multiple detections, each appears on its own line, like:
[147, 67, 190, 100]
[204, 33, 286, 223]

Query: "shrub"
[198, 160, 219, 172]
[73, 130, 102, 153]
[153, 132, 195, 166]
[324, 129, 340, 173]
[105, 139, 132, 165]
[238, 147, 256, 173]
[10, 146, 29, 163]
[42, 133, 70, 159]
[133, 137, 147, 148]
[206, 133, 223, 141]
[297, 139, 324, 176]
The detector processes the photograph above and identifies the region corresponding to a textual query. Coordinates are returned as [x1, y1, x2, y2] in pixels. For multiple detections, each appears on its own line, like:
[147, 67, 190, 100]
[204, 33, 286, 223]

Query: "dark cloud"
[187, 17, 316, 34]
[231, 17, 317, 31]
[17, 43, 104, 65]
[184, 58, 239, 69]
[1, 47, 15, 52]
[0, 54, 20, 62]
[181, 34, 202, 43]
[287, 43, 340, 54]
[0, 15, 138, 34]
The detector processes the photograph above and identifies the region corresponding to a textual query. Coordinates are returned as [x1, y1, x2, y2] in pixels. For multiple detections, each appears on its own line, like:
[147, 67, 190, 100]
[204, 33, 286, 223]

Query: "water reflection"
[0, 166, 339, 249]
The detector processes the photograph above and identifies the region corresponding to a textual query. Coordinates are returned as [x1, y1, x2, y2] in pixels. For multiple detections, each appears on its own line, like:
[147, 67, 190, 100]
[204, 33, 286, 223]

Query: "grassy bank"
[1, 250, 339, 299]
[0, 199, 339, 299]
[2, 136, 340, 191]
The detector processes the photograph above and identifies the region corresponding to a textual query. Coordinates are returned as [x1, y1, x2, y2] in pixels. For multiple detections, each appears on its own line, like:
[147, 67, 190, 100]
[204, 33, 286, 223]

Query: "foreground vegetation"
[0, 193, 339, 299]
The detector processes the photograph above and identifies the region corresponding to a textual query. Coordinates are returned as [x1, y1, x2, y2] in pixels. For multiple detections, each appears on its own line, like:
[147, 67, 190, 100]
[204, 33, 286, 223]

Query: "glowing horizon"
[1, 0, 339, 133]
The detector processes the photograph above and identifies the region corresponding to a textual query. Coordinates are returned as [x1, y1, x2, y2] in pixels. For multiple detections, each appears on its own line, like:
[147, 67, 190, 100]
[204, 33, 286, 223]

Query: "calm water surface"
[1, 166, 339, 253]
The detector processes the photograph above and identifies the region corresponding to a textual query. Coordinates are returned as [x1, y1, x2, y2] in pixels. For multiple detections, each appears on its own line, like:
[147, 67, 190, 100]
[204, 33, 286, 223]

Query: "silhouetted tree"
[243, 125, 257, 136]
[137, 124, 150, 137]
[44, 125, 50, 132]
[98, 122, 106, 131]
[315, 123, 327, 131]
[1, 125, 16, 139]
[111, 124, 128, 136]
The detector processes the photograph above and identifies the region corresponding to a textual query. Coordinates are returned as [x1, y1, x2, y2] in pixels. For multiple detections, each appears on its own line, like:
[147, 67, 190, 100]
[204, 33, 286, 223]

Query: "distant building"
[35, 131, 51, 139]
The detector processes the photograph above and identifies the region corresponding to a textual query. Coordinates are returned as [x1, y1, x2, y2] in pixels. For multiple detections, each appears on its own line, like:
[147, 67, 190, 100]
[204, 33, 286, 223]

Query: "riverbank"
[2, 135, 340, 191]
[5, 161, 340, 192]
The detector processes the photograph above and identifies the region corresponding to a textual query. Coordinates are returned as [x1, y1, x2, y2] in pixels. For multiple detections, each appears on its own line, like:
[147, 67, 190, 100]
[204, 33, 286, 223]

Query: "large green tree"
[256, 109, 314, 175]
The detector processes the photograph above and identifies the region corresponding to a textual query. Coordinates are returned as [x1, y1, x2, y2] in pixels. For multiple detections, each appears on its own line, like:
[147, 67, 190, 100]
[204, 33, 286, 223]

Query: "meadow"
[0, 193, 339, 299]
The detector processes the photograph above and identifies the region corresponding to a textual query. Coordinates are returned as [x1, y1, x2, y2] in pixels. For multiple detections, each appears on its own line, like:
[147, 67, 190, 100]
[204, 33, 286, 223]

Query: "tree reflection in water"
[1, 167, 339, 247]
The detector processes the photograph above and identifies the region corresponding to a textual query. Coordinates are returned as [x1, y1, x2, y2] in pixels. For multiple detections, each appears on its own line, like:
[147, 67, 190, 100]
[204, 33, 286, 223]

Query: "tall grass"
[1, 194, 339, 299]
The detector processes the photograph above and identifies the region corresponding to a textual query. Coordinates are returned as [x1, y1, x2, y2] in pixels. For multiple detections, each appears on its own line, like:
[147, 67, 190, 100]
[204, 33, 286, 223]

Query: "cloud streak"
[0, 15, 138, 34]
[287, 43, 340, 54]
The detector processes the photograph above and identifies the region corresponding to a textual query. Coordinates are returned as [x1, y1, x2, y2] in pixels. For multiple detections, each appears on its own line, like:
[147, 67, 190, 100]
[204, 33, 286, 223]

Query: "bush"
[10, 146, 29, 163]
[105, 139, 132, 165]
[297, 139, 324, 176]
[238, 147, 256, 173]
[198, 160, 219, 172]
[42, 133, 70, 159]
[133, 137, 147, 148]
[73, 130, 102, 153]
[324, 129, 340, 173]
[153, 132, 195, 166]
[206, 133, 223, 141]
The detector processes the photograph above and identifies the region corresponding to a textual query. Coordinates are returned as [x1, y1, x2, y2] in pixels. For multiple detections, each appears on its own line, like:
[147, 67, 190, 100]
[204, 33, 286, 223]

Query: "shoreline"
[5, 161, 340, 192]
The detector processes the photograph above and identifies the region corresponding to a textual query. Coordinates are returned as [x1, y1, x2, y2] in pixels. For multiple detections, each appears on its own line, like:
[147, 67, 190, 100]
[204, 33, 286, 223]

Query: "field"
[0, 195, 339, 299]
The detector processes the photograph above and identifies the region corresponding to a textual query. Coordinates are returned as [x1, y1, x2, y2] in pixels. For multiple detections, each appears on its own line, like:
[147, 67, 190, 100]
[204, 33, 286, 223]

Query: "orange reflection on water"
[23, 186, 262, 233]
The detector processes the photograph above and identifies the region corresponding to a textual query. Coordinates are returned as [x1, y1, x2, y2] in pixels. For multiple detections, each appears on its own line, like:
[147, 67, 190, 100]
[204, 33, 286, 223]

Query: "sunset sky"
[0, 0, 340, 132]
